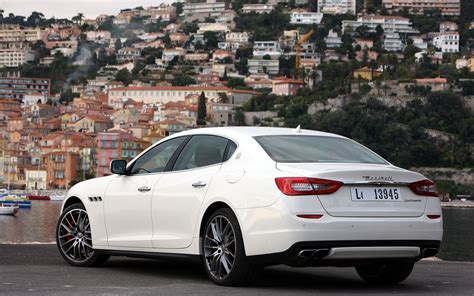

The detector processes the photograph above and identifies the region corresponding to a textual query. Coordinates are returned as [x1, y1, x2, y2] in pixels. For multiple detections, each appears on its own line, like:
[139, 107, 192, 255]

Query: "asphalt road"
[1, 245, 473, 295]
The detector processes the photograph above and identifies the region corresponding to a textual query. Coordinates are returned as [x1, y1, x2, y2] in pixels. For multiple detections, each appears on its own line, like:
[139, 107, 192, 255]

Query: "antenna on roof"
[295, 125, 302, 133]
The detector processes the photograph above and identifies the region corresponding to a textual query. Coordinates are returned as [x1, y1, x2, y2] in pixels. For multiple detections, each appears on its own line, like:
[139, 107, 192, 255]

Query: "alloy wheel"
[58, 209, 94, 263]
[204, 215, 237, 280]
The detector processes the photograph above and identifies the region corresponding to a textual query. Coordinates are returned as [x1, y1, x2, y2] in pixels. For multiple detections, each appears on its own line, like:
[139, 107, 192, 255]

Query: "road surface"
[1, 244, 472, 295]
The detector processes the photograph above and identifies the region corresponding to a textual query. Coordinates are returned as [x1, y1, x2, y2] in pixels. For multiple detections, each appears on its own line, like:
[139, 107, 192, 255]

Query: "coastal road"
[1, 244, 473, 295]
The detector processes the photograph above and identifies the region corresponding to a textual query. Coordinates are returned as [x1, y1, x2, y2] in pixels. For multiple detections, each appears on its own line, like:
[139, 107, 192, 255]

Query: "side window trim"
[126, 136, 190, 175]
[164, 136, 192, 172]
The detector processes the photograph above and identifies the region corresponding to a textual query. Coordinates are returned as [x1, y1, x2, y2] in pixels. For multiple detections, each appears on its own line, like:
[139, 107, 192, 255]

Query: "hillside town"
[0, 0, 473, 194]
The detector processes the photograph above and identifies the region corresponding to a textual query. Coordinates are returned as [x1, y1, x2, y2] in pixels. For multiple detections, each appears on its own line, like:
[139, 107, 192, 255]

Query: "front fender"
[61, 176, 114, 247]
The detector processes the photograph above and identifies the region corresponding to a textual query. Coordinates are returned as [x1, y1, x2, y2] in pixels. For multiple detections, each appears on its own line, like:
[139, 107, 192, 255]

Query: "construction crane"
[295, 29, 314, 76]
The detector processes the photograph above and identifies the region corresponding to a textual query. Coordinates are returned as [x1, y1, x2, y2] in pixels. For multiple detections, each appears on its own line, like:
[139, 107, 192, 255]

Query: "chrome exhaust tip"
[422, 248, 439, 258]
[298, 248, 330, 259]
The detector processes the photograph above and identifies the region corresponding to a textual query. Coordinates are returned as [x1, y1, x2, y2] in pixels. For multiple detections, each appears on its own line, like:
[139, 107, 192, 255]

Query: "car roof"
[174, 127, 345, 140]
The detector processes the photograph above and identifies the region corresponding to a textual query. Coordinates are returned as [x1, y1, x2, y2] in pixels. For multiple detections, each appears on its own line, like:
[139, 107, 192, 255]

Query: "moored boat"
[0, 205, 19, 215]
[27, 195, 50, 201]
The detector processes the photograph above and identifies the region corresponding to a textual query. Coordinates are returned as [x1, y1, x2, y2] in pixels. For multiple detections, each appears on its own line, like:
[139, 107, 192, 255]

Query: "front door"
[104, 136, 187, 248]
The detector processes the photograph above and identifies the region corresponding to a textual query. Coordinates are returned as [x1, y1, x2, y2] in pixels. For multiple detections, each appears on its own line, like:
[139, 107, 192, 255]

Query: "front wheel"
[56, 203, 109, 267]
[355, 261, 415, 284]
[201, 208, 259, 286]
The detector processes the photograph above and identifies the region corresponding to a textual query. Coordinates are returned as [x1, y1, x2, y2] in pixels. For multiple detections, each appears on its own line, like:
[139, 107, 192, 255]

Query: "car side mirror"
[110, 159, 128, 175]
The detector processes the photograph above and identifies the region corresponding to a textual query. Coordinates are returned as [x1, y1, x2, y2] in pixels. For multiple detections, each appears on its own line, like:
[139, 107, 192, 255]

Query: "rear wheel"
[355, 261, 415, 284]
[56, 203, 109, 267]
[201, 208, 259, 286]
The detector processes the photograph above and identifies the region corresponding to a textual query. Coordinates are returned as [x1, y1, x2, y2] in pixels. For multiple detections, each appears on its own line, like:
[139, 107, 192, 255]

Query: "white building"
[225, 32, 249, 43]
[197, 23, 230, 34]
[25, 169, 47, 190]
[218, 41, 243, 51]
[248, 59, 280, 75]
[242, 4, 275, 14]
[432, 32, 459, 53]
[162, 48, 186, 62]
[290, 12, 323, 25]
[325, 30, 343, 48]
[86, 31, 112, 42]
[23, 93, 47, 106]
[182, 0, 229, 17]
[317, 0, 356, 14]
[253, 41, 282, 59]
[342, 16, 419, 34]
[411, 36, 428, 50]
[383, 32, 405, 52]
[0, 48, 35, 67]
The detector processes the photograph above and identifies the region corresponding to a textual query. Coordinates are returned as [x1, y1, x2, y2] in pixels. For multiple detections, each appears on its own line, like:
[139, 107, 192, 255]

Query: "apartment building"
[46, 151, 79, 189]
[0, 24, 43, 43]
[325, 30, 343, 48]
[382, 0, 461, 16]
[248, 59, 280, 75]
[342, 16, 419, 34]
[0, 48, 35, 68]
[96, 131, 148, 177]
[0, 77, 51, 101]
[383, 32, 405, 52]
[290, 12, 323, 25]
[432, 32, 459, 53]
[253, 41, 282, 59]
[182, 0, 229, 17]
[317, 0, 356, 14]
[109, 86, 235, 104]
[117, 47, 142, 63]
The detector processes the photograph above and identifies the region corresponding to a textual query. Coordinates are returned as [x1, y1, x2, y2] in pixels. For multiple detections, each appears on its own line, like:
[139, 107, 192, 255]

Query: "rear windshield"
[254, 135, 388, 164]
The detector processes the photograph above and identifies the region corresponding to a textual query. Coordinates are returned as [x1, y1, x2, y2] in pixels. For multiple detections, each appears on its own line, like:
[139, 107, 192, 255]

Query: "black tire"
[355, 261, 415, 284]
[201, 208, 260, 286]
[56, 203, 110, 267]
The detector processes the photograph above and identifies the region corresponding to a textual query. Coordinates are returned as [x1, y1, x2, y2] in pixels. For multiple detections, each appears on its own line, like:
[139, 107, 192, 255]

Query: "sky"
[0, 0, 173, 19]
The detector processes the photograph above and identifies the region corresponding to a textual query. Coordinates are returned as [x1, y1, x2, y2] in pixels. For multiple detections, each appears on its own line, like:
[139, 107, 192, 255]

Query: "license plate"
[351, 187, 402, 201]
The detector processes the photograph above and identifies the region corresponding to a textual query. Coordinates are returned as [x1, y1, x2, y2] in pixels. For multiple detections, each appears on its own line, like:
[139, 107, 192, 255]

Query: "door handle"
[192, 181, 207, 188]
[137, 186, 151, 192]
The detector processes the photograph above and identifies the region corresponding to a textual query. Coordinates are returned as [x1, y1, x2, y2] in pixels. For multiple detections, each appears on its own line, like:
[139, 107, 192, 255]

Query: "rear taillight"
[275, 177, 342, 196]
[409, 180, 438, 197]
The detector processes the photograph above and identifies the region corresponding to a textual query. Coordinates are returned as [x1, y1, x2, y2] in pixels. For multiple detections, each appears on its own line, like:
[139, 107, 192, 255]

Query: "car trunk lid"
[276, 163, 428, 217]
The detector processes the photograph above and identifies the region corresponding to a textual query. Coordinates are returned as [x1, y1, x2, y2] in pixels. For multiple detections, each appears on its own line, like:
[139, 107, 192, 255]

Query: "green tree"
[172, 74, 196, 86]
[115, 69, 133, 86]
[197, 91, 207, 126]
[226, 77, 246, 88]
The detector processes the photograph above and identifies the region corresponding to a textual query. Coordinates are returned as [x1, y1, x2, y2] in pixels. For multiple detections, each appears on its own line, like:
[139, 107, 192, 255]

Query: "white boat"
[0, 206, 19, 215]
[49, 194, 65, 201]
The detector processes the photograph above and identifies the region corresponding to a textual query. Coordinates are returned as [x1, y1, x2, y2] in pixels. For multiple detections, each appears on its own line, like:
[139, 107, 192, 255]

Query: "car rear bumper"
[247, 240, 441, 267]
[235, 195, 443, 257]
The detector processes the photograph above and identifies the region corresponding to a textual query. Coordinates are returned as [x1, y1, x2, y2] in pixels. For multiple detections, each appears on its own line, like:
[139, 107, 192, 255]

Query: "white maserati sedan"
[56, 127, 442, 286]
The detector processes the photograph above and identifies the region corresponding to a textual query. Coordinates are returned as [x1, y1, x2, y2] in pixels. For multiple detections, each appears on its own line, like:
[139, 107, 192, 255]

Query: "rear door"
[277, 163, 427, 217]
[152, 135, 232, 249]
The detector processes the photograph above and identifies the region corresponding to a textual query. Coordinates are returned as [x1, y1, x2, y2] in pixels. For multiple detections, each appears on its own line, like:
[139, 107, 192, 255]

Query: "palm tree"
[72, 13, 84, 25]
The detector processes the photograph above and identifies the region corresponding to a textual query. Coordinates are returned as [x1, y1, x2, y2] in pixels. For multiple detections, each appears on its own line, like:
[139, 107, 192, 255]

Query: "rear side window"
[254, 135, 387, 164]
[173, 135, 229, 171]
